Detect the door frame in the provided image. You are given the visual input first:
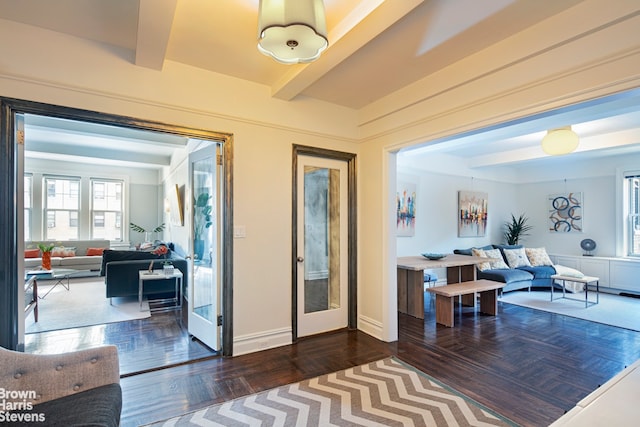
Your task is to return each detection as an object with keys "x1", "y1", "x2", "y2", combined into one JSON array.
[
  {"x1": 0, "y1": 97, "x2": 234, "y2": 356},
  {"x1": 291, "y1": 145, "x2": 357, "y2": 341}
]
